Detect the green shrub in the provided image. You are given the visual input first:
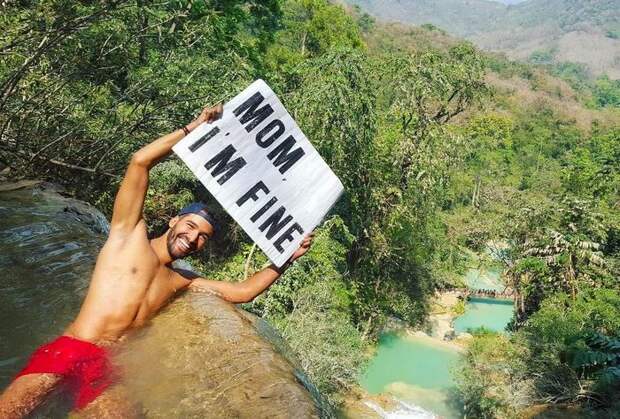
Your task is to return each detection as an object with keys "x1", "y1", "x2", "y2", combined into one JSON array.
[{"x1": 456, "y1": 333, "x2": 530, "y2": 418}]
